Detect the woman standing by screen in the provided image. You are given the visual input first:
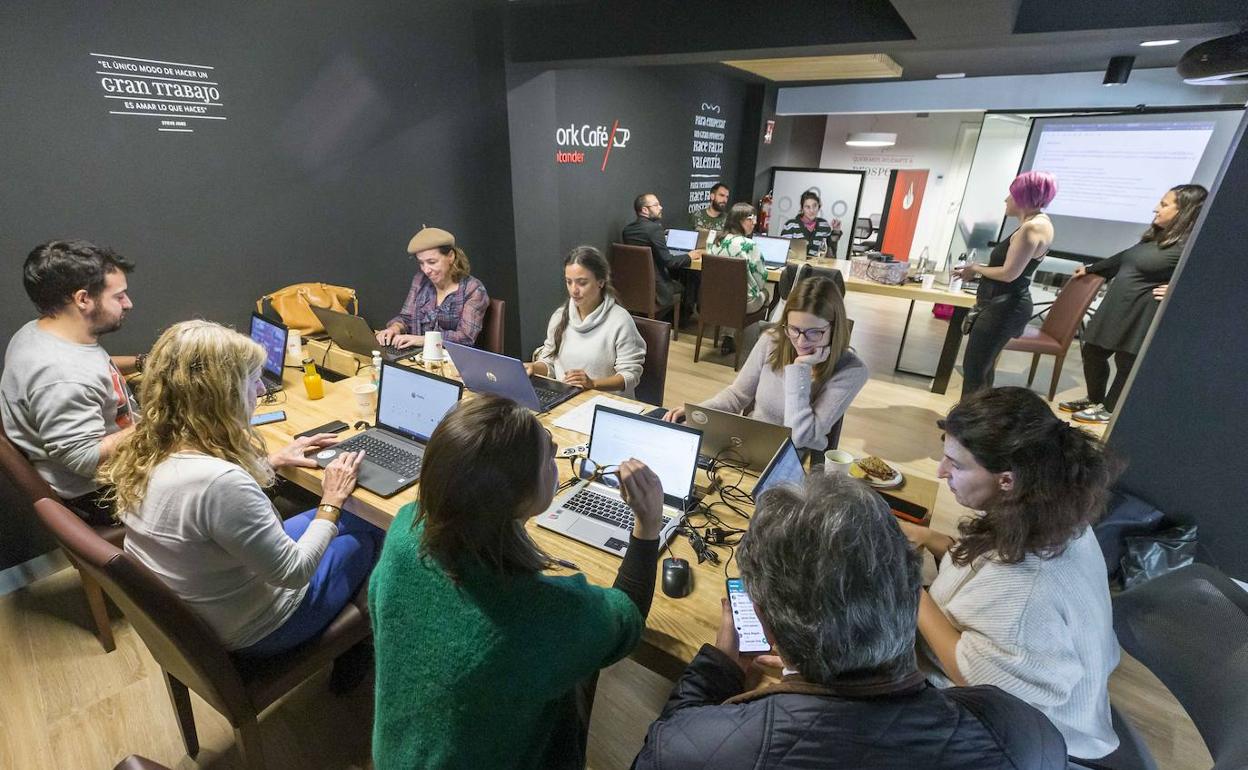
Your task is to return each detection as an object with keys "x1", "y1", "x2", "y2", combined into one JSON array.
[{"x1": 958, "y1": 171, "x2": 1057, "y2": 397}]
